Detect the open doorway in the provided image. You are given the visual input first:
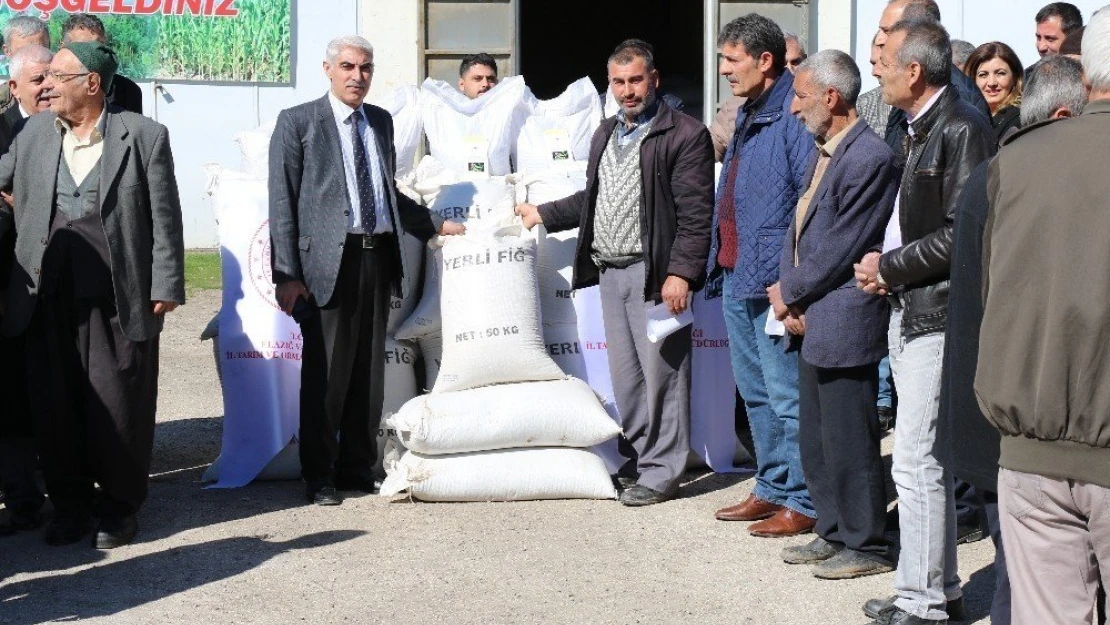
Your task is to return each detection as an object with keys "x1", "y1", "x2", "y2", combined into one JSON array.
[{"x1": 519, "y1": 1, "x2": 706, "y2": 121}]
